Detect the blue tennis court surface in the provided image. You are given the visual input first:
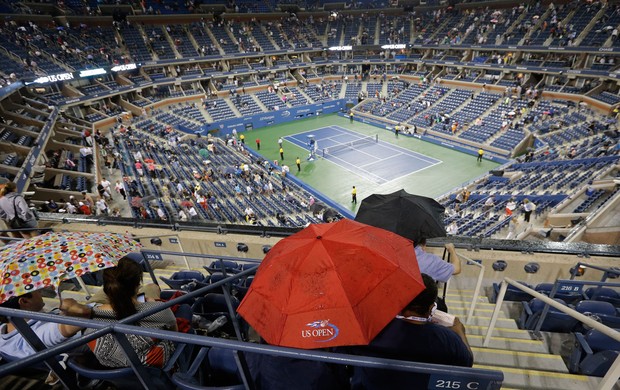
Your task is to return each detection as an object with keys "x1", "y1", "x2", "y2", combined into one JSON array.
[{"x1": 285, "y1": 126, "x2": 442, "y2": 184}]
